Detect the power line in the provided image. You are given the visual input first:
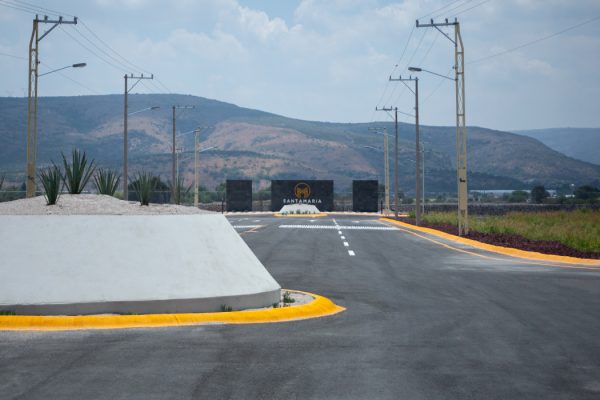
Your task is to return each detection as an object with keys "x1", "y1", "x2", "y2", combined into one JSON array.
[
  {"x1": 58, "y1": 25, "x2": 127, "y2": 73},
  {"x1": 469, "y1": 15, "x2": 600, "y2": 65},
  {"x1": 431, "y1": 0, "x2": 475, "y2": 19},
  {"x1": 453, "y1": 0, "x2": 494, "y2": 17},
  {"x1": 13, "y1": 0, "x2": 71, "y2": 16},
  {"x1": 418, "y1": 0, "x2": 468, "y2": 20},
  {"x1": 0, "y1": 51, "x2": 26, "y2": 60}
]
